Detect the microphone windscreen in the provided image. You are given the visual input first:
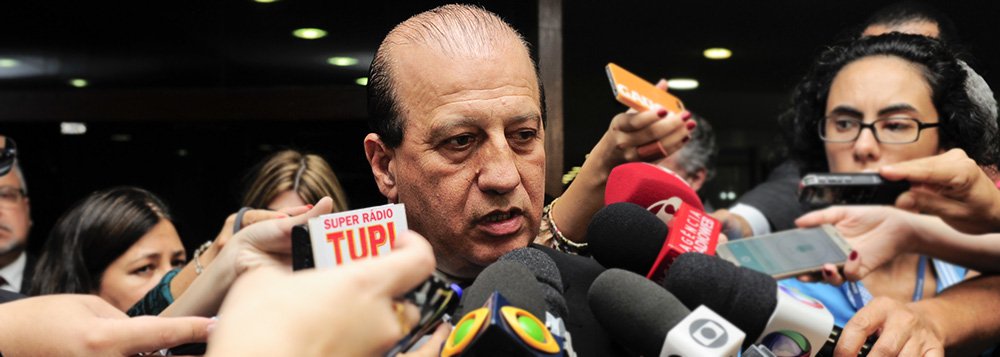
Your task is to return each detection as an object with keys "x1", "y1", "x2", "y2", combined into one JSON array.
[
  {"x1": 605, "y1": 162, "x2": 705, "y2": 214},
  {"x1": 587, "y1": 202, "x2": 667, "y2": 275},
  {"x1": 455, "y1": 260, "x2": 547, "y2": 320},
  {"x1": 588, "y1": 268, "x2": 691, "y2": 357},
  {"x1": 499, "y1": 247, "x2": 569, "y2": 319},
  {"x1": 663, "y1": 252, "x2": 778, "y2": 342}
]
